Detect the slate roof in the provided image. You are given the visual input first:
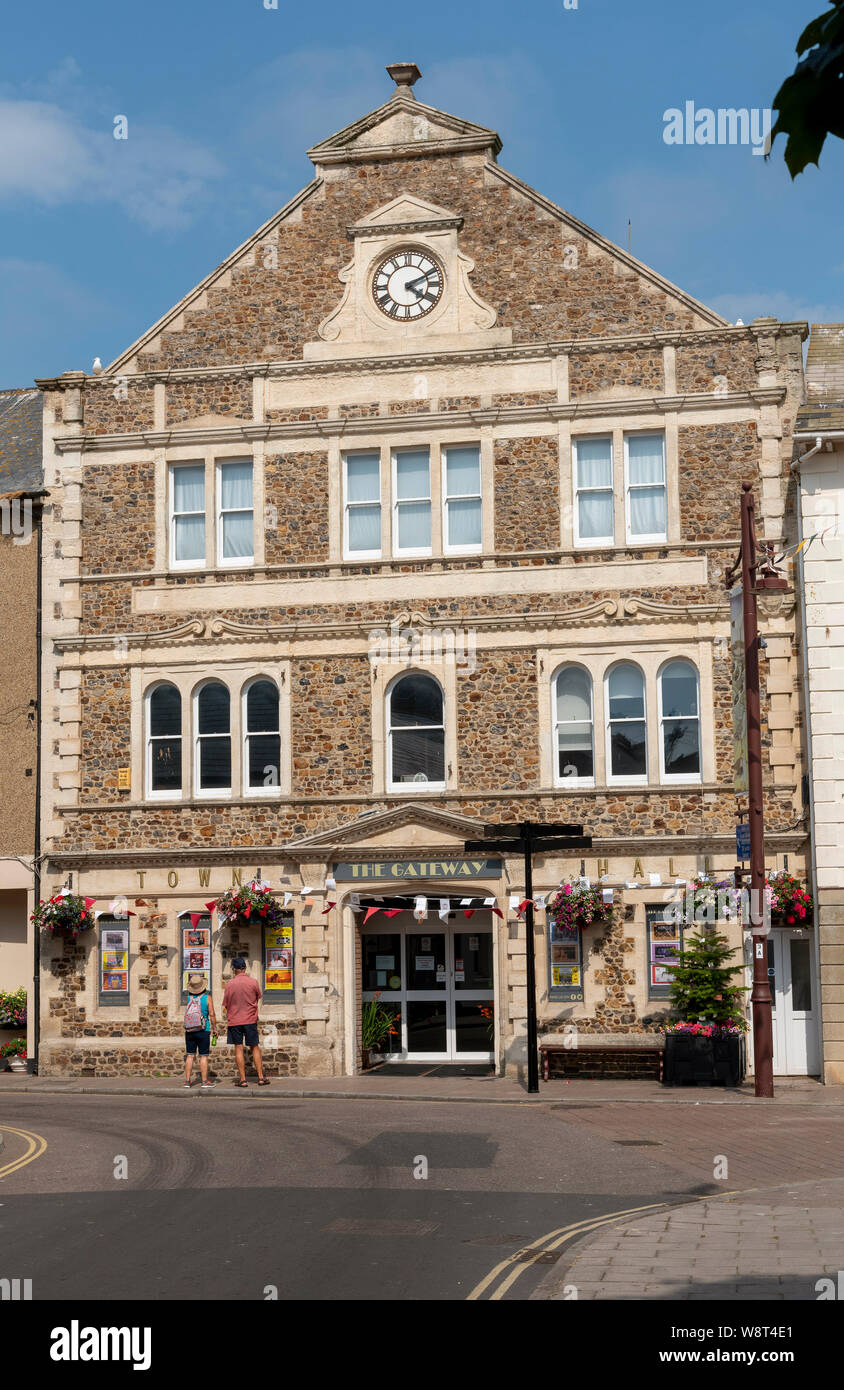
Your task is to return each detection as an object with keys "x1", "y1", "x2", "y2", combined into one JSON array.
[
  {"x1": 0, "y1": 388, "x2": 44, "y2": 495},
  {"x1": 796, "y1": 324, "x2": 844, "y2": 433}
]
